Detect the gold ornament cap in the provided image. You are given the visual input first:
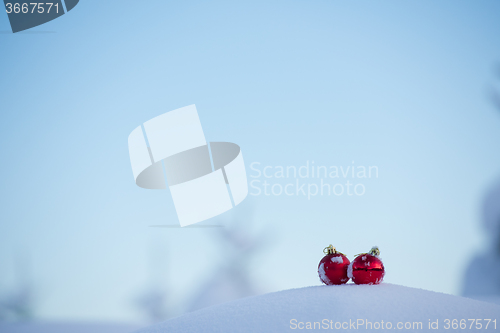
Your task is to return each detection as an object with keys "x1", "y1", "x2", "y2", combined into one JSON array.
[
  {"x1": 323, "y1": 245, "x2": 345, "y2": 256},
  {"x1": 369, "y1": 246, "x2": 380, "y2": 256},
  {"x1": 355, "y1": 246, "x2": 380, "y2": 258}
]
